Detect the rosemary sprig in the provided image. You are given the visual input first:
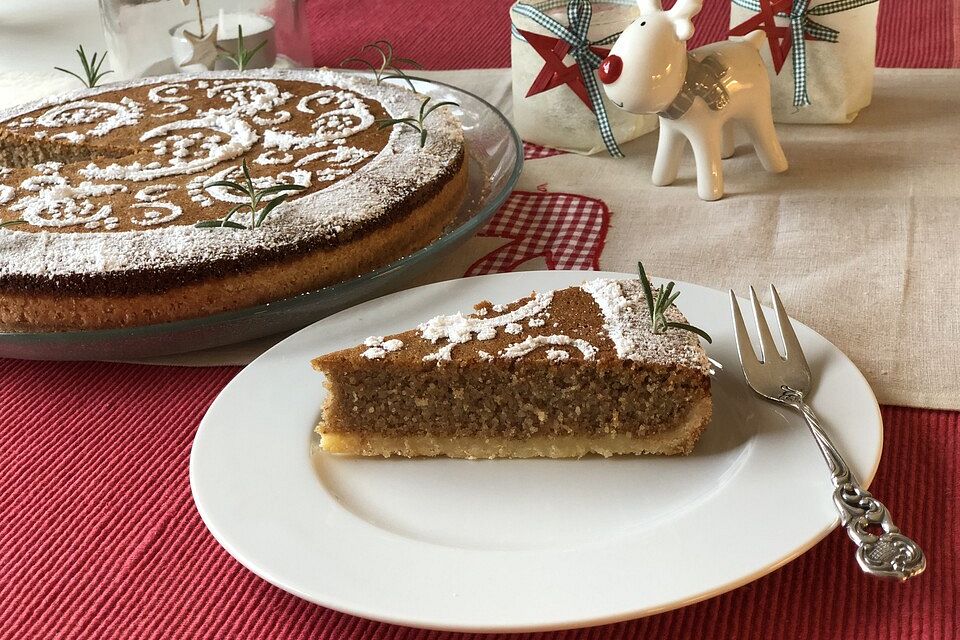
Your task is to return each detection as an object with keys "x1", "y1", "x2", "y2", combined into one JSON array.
[
  {"x1": 54, "y1": 45, "x2": 113, "y2": 88},
  {"x1": 637, "y1": 261, "x2": 712, "y2": 343},
  {"x1": 375, "y1": 97, "x2": 459, "y2": 148},
  {"x1": 195, "y1": 159, "x2": 305, "y2": 230},
  {"x1": 216, "y1": 25, "x2": 267, "y2": 72},
  {"x1": 341, "y1": 40, "x2": 423, "y2": 91}
]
